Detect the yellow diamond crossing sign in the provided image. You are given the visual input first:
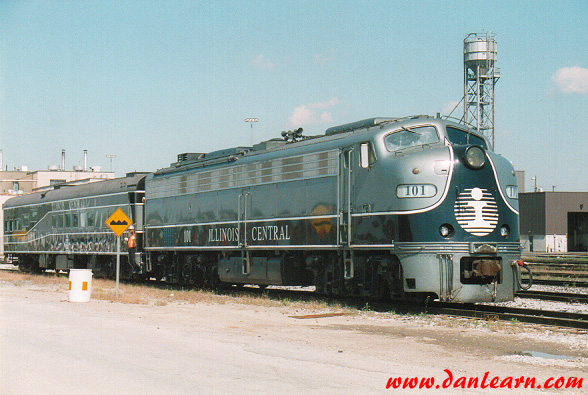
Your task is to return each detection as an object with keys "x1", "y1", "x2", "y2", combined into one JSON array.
[{"x1": 105, "y1": 208, "x2": 132, "y2": 237}]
